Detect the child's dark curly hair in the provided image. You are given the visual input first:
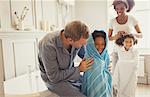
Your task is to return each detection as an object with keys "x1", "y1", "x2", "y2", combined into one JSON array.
[
  {"x1": 115, "y1": 34, "x2": 138, "y2": 46},
  {"x1": 92, "y1": 30, "x2": 106, "y2": 42}
]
